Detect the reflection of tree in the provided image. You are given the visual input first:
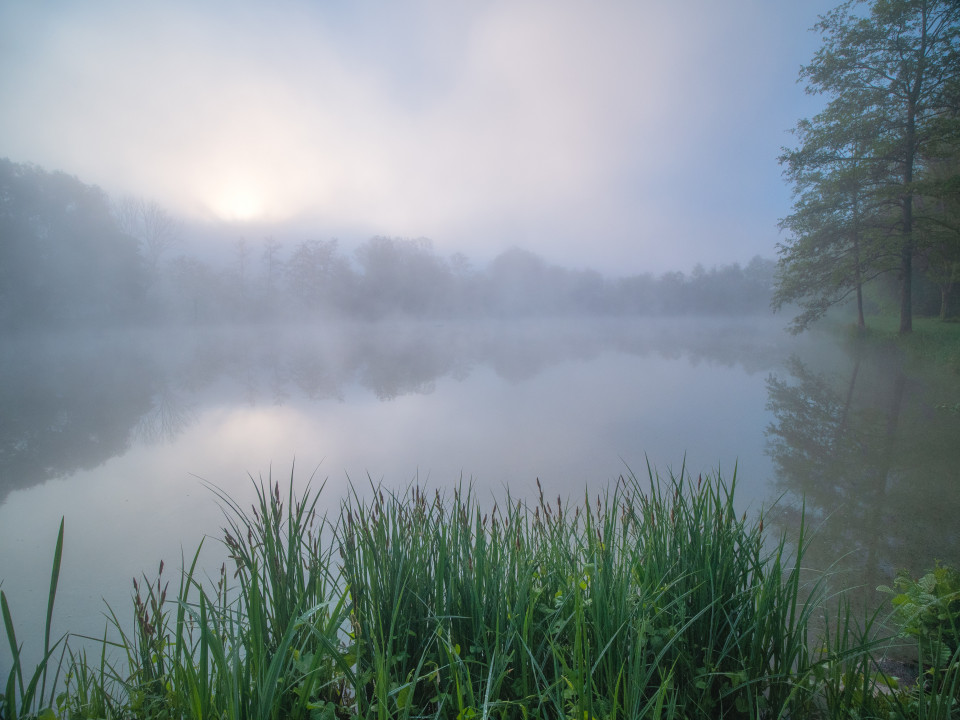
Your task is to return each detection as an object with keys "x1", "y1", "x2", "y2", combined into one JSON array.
[
  {"x1": 765, "y1": 346, "x2": 960, "y2": 606},
  {"x1": 355, "y1": 326, "x2": 457, "y2": 400},
  {"x1": 133, "y1": 387, "x2": 196, "y2": 444},
  {"x1": 0, "y1": 334, "x2": 156, "y2": 505},
  {"x1": 1, "y1": 319, "x2": 800, "y2": 504},
  {"x1": 766, "y1": 357, "x2": 868, "y2": 512},
  {"x1": 287, "y1": 351, "x2": 344, "y2": 402}
]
